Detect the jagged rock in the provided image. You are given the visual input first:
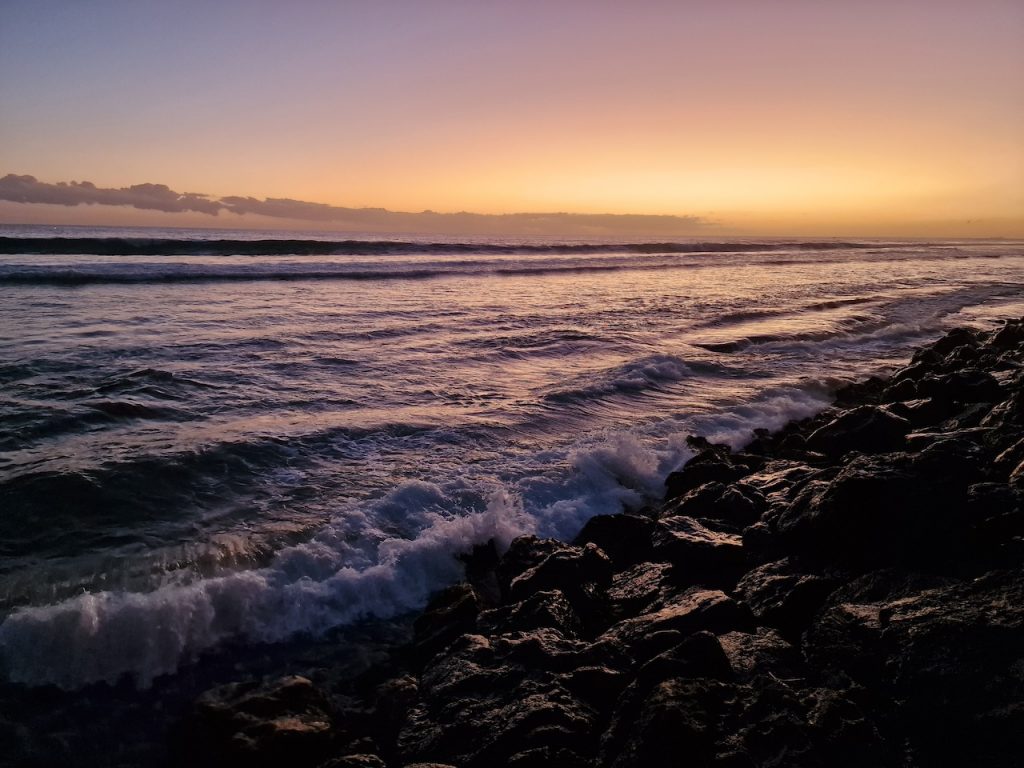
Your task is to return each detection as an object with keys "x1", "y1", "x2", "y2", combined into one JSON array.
[
  {"x1": 805, "y1": 405, "x2": 911, "y2": 457},
  {"x1": 320, "y1": 756, "x2": 386, "y2": 768},
  {"x1": 599, "y1": 588, "x2": 753, "y2": 648},
  {"x1": 804, "y1": 570, "x2": 1024, "y2": 766},
  {"x1": 413, "y1": 583, "x2": 480, "y2": 663},
  {"x1": 477, "y1": 589, "x2": 582, "y2": 637},
  {"x1": 508, "y1": 542, "x2": 612, "y2": 600},
  {"x1": 917, "y1": 368, "x2": 1004, "y2": 404},
  {"x1": 889, "y1": 396, "x2": 950, "y2": 428},
  {"x1": 605, "y1": 561, "x2": 674, "y2": 619},
  {"x1": 178, "y1": 676, "x2": 333, "y2": 768},
  {"x1": 559, "y1": 664, "x2": 630, "y2": 713},
  {"x1": 930, "y1": 326, "x2": 981, "y2": 357},
  {"x1": 662, "y1": 481, "x2": 766, "y2": 529},
  {"x1": 664, "y1": 449, "x2": 751, "y2": 500},
  {"x1": 497, "y1": 537, "x2": 576, "y2": 598},
  {"x1": 991, "y1": 320, "x2": 1024, "y2": 350},
  {"x1": 652, "y1": 515, "x2": 747, "y2": 586},
  {"x1": 776, "y1": 450, "x2": 976, "y2": 568},
  {"x1": 573, "y1": 513, "x2": 655, "y2": 569},
  {"x1": 735, "y1": 559, "x2": 837, "y2": 640},
  {"x1": 602, "y1": 677, "x2": 731, "y2": 768}
]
